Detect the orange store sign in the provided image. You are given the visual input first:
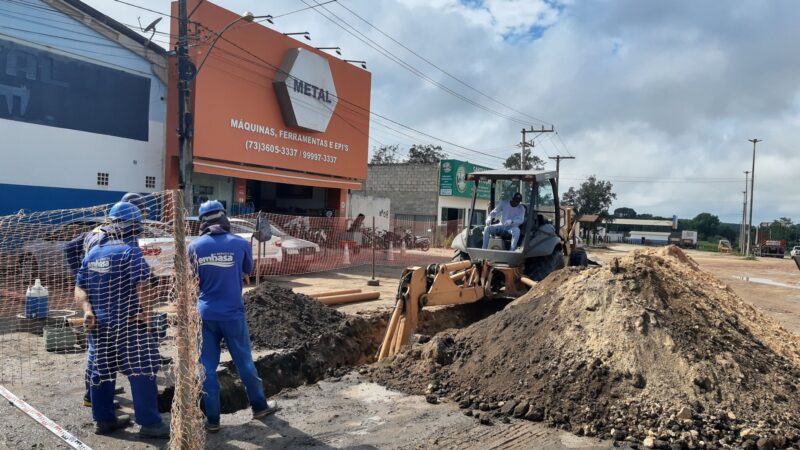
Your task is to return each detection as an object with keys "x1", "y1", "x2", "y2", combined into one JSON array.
[{"x1": 183, "y1": 0, "x2": 371, "y2": 181}]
